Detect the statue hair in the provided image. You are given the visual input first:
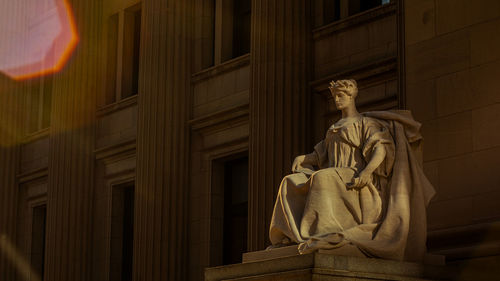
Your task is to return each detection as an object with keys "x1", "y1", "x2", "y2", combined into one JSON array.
[{"x1": 329, "y1": 79, "x2": 358, "y2": 98}]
